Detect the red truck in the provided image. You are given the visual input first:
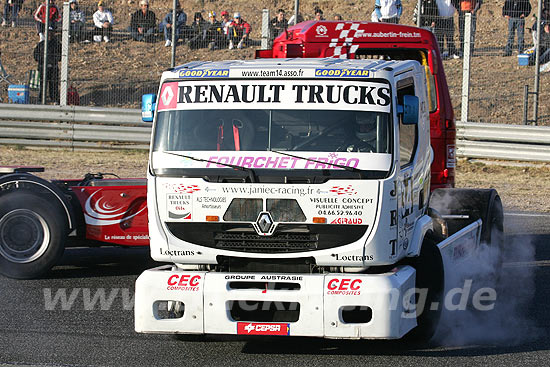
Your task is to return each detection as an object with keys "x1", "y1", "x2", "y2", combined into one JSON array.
[
  {"x1": 256, "y1": 21, "x2": 456, "y2": 189},
  {"x1": 0, "y1": 166, "x2": 148, "y2": 279}
]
